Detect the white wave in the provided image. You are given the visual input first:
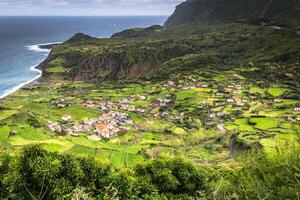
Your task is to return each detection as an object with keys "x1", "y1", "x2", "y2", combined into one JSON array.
[
  {"x1": 0, "y1": 65, "x2": 42, "y2": 99},
  {"x1": 26, "y1": 42, "x2": 62, "y2": 53},
  {"x1": 26, "y1": 44, "x2": 50, "y2": 53},
  {"x1": 0, "y1": 41, "x2": 61, "y2": 99}
]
